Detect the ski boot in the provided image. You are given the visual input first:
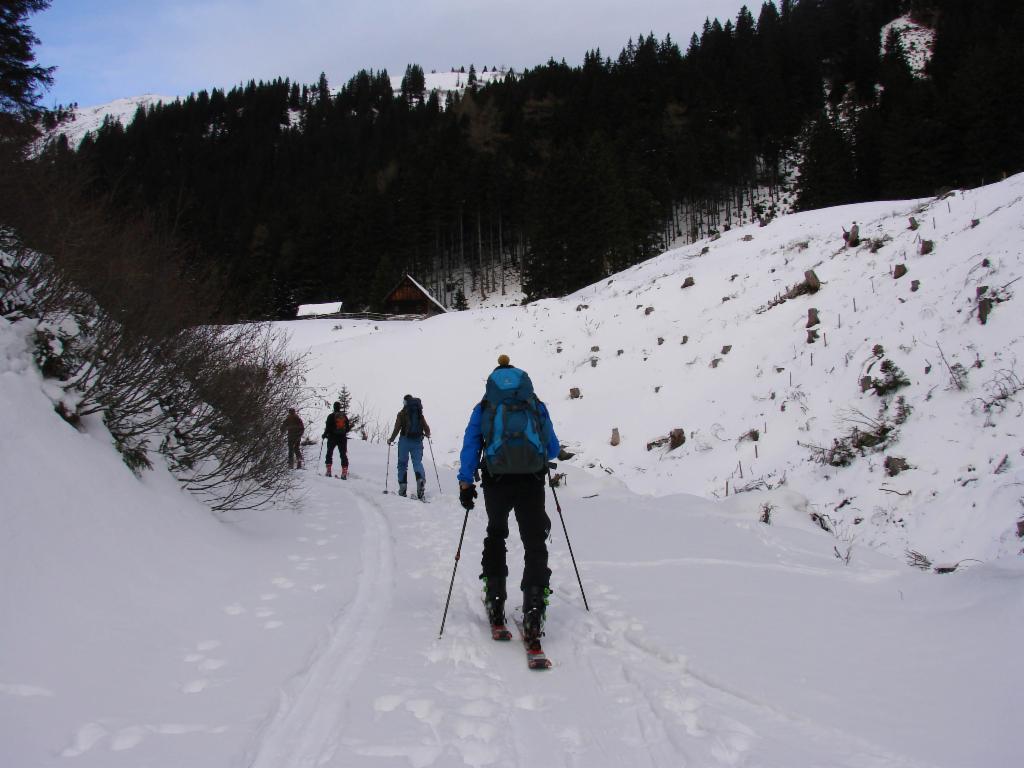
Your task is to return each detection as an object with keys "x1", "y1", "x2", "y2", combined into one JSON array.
[
  {"x1": 522, "y1": 585, "x2": 550, "y2": 643},
  {"x1": 483, "y1": 576, "x2": 510, "y2": 640},
  {"x1": 416, "y1": 473, "x2": 425, "y2": 500},
  {"x1": 398, "y1": 483, "x2": 407, "y2": 497},
  {"x1": 341, "y1": 466, "x2": 348, "y2": 480},
  {"x1": 483, "y1": 576, "x2": 507, "y2": 625},
  {"x1": 325, "y1": 463, "x2": 332, "y2": 477}
]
